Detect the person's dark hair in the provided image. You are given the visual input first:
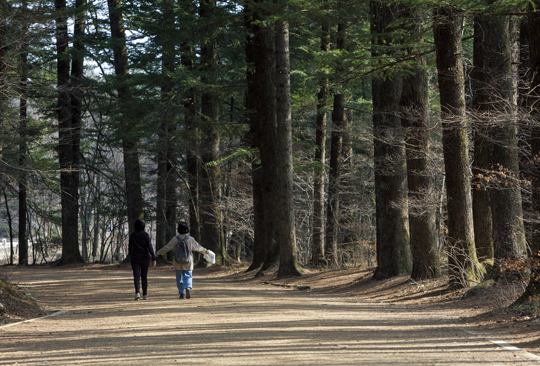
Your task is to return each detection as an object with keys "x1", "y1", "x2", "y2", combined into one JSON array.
[
  {"x1": 134, "y1": 218, "x2": 145, "y2": 231},
  {"x1": 177, "y1": 221, "x2": 189, "y2": 234}
]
